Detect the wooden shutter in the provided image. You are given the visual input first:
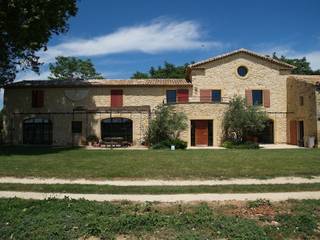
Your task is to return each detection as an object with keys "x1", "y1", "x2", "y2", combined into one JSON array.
[
  {"x1": 32, "y1": 90, "x2": 44, "y2": 108},
  {"x1": 200, "y1": 89, "x2": 211, "y2": 102},
  {"x1": 111, "y1": 90, "x2": 123, "y2": 107},
  {"x1": 290, "y1": 120, "x2": 297, "y2": 145},
  {"x1": 245, "y1": 89, "x2": 252, "y2": 105},
  {"x1": 177, "y1": 89, "x2": 189, "y2": 103},
  {"x1": 263, "y1": 89, "x2": 270, "y2": 108}
]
